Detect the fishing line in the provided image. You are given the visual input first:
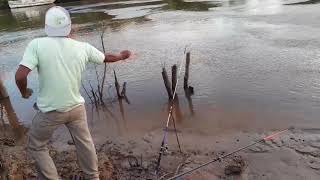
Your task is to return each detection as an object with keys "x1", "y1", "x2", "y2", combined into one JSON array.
[{"x1": 166, "y1": 129, "x2": 290, "y2": 180}]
